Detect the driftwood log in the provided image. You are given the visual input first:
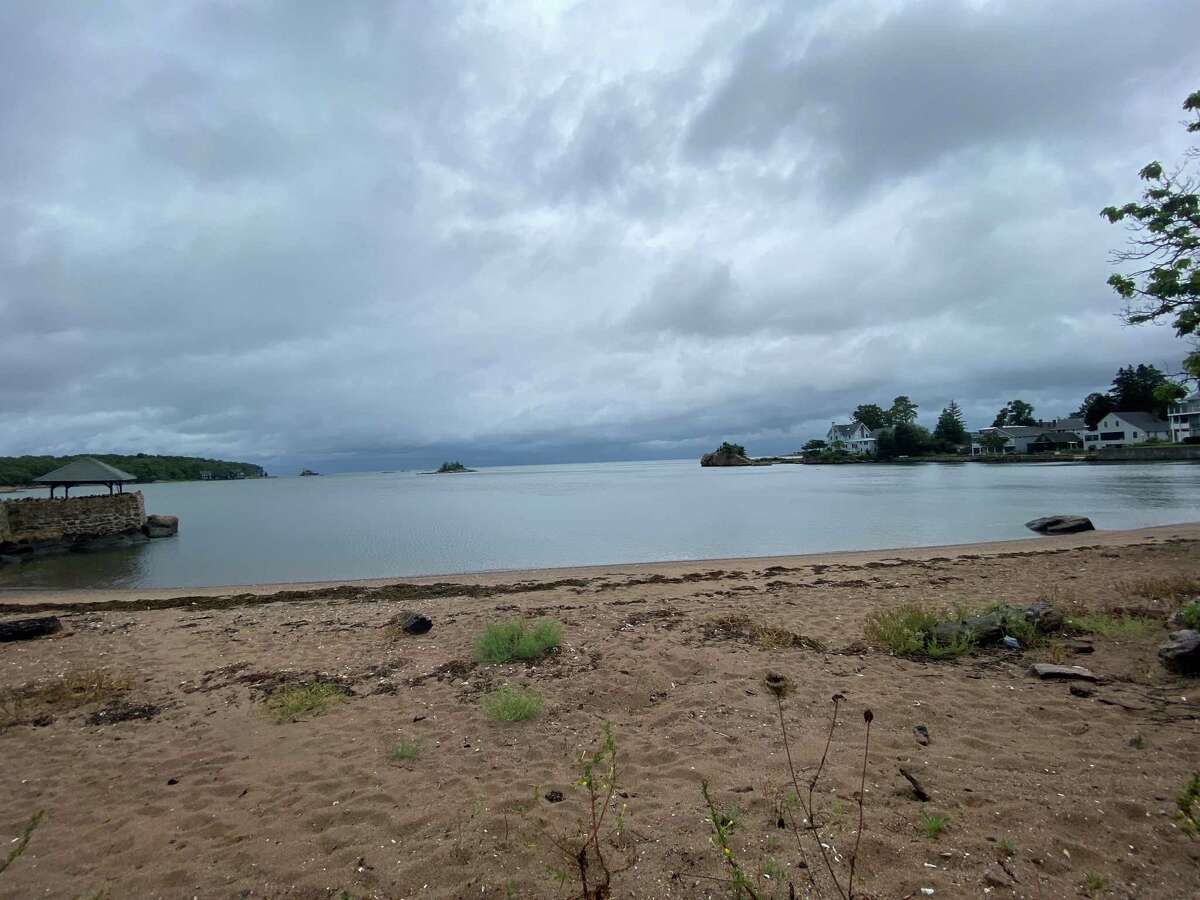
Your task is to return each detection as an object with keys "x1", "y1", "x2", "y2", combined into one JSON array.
[{"x1": 0, "y1": 616, "x2": 62, "y2": 643}]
